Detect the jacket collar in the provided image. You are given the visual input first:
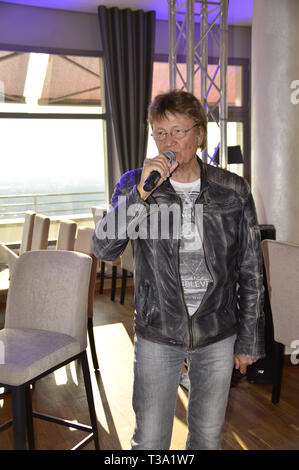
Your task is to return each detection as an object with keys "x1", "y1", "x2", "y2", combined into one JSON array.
[{"x1": 150, "y1": 155, "x2": 210, "y2": 203}]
